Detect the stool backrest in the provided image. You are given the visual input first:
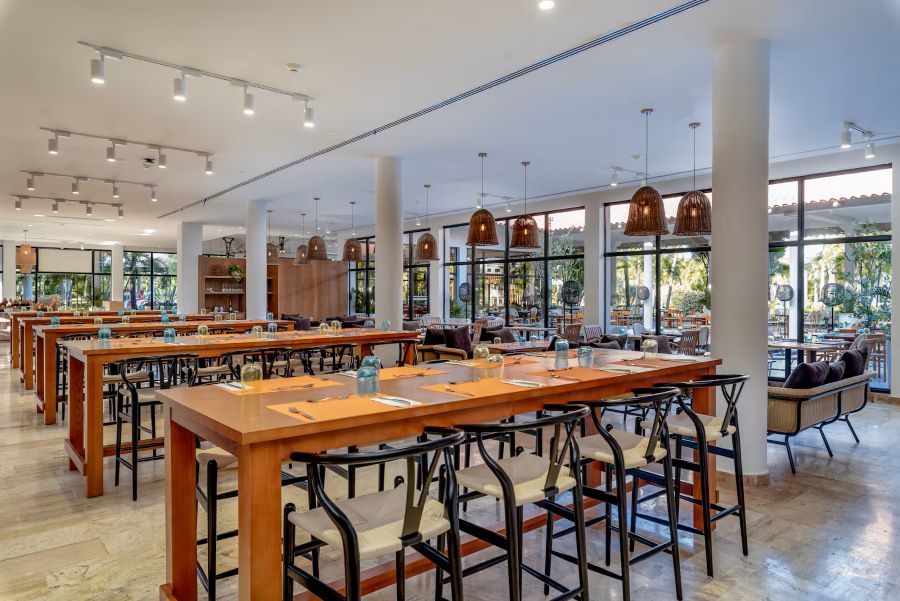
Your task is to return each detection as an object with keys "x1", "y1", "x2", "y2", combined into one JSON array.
[
  {"x1": 586, "y1": 388, "x2": 677, "y2": 463},
  {"x1": 657, "y1": 374, "x2": 748, "y2": 437}
]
